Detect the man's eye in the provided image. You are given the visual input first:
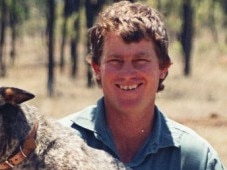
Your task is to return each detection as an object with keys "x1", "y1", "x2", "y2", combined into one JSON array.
[
  {"x1": 135, "y1": 59, "x2": 150, "y2": 64},
  {"x1": 133, "y1": 59, "x2": 151, "y2": 68},
  {"x1": 108, "y1": 59, "x2": 122, "y2": 64}
]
